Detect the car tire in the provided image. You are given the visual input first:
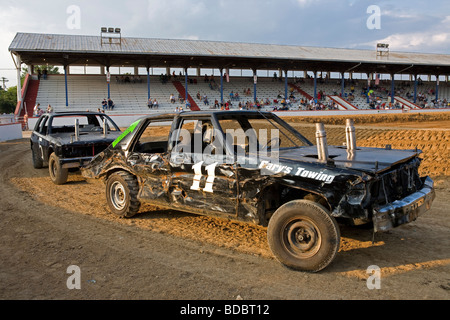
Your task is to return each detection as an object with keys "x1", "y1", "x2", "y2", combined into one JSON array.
[
  {"x1": 267, "y1": 200, "x2": 340, "y2": 272},
  {"x1": 106, "y1": 171, "x2": 141, "y2": 218},
  {"x1": 32, "y1": 146, "x2": 44, "y2": 169},
  {"x1": 48, "y1": 153, "x2": 69, "y2": 185}
]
